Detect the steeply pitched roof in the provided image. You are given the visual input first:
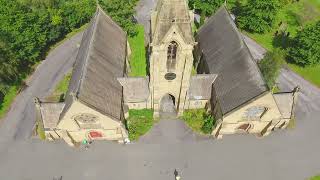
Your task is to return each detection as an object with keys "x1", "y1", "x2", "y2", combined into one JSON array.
[
  {"x1": 118, "y1": 77, "x2": 150, "y2": 103},
  {"x1": 39, "y1": 102, "x2": 65, "y2": 129},
  {"x1": 188, "y1": 74, "x2": 217, "y2": 100},
  {"x1": 61, "y1": 7, "x2": 127, "y2": 121},
  {"x1": 196, "y1": 6, "x2": 268, "y2": 115},
  {"x1": 273, "y1": 93, "x2": 294, "y2": 119},
  {"x1": 152, "y1": 0, "x2": 194, "y2": 44}
]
